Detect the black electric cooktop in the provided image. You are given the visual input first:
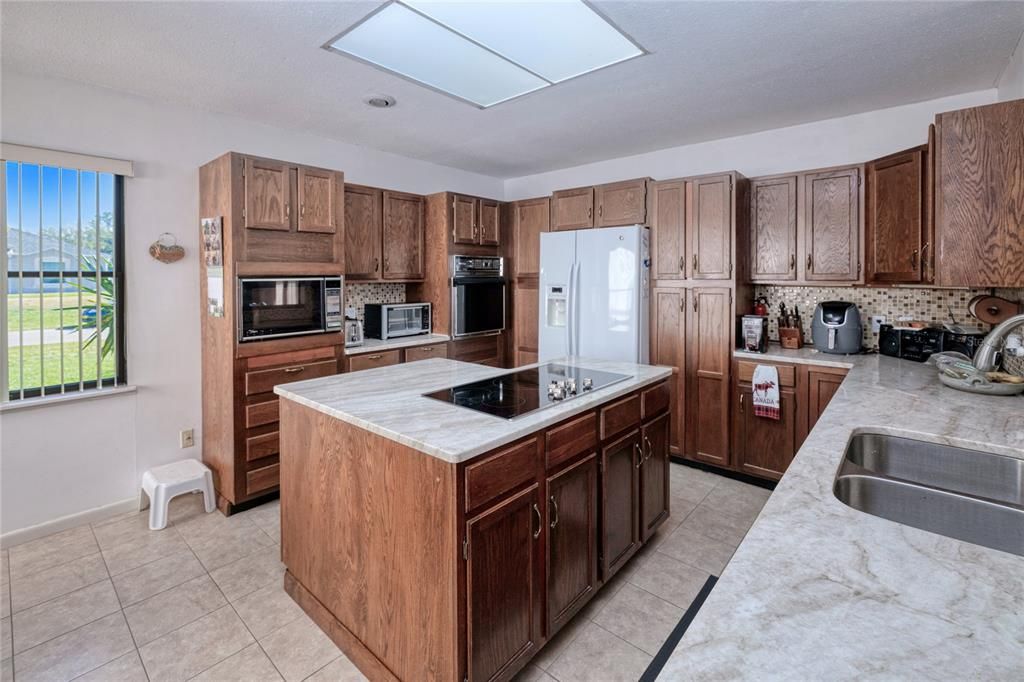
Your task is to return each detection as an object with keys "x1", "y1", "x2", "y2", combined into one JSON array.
[{"x1": 423, "y1": 363, "x2": 631, "y2": 420}]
